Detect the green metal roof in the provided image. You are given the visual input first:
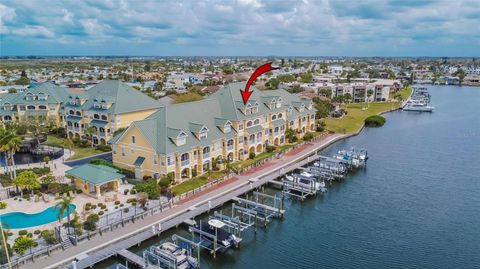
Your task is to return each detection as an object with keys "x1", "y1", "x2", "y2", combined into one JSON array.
[
  {"x1": 65, "y1": 115, "x2": 82, "y2": 122},
  {"x1": 272, "y1": 119, "x2": 286, "y2": 127},
  {"x1": 117, "y1": 82, "x2": 315, "y2": 155},
  {"x1": 66, "y1": 164, "x2": 124, "y2": 185},
  {"x1": 246, "y1": 125, "x2": 263, "y2": 134},
  {"x1": 90, "y1": 119, "x2": 108, "y2": 128},
  {"x1": 83, "y1": 80, "x2": 162, "y2": 114},
  {"x1": 133, "y1": 156, "x2": 145, "y2": 167}
]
